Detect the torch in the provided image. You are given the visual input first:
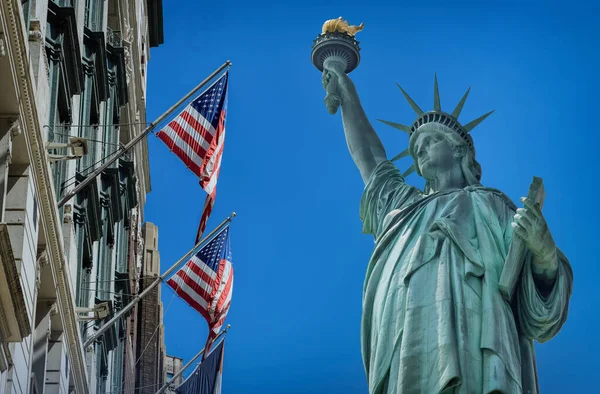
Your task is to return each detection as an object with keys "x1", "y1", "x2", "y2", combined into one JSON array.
[{"x1": 311, "y1": 17, "x2": 363, "y2": 114}]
